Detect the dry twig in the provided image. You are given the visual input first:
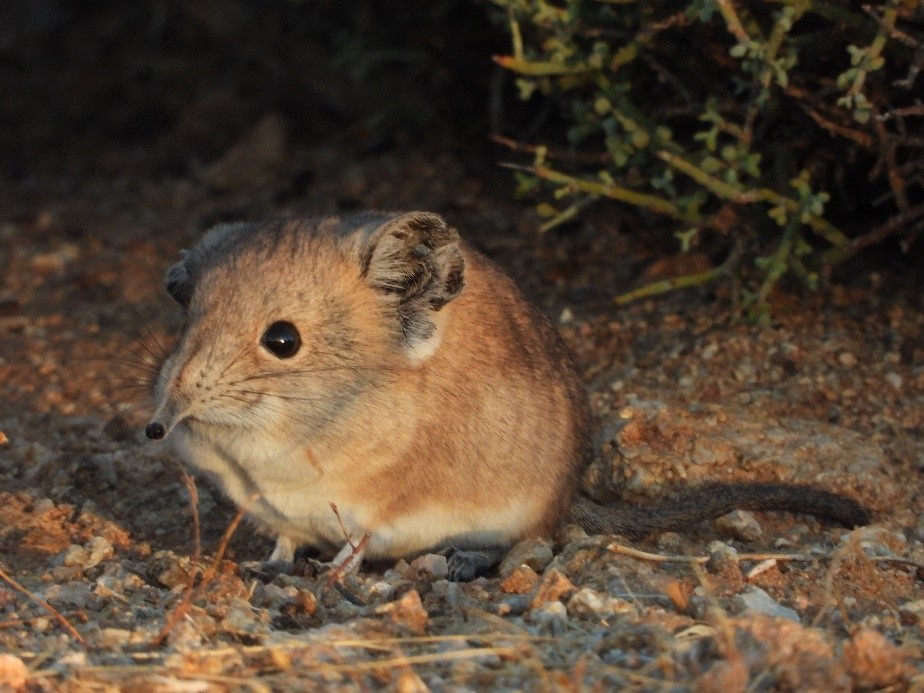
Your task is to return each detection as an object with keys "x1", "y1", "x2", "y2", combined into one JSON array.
[
  {"x1": 174, "y1": 462, "x2": 201, "y2": 561},
  {"x1": 608, "y1": 540, "x2": 924, "y2": 571},
  {"x1": 150, "y1": 492, "x2": 259, "y2": 649},
  {"x1": 0, "y1": 563, "x2": 85, "y2": 645}
]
